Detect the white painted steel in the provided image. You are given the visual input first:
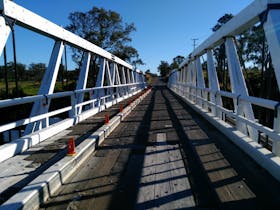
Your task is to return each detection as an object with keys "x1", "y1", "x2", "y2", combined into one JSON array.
[
  {"x1": 0, "y1": 0, "x2": 132, "y2": 69},
  {"x1": 0, "y1": 16, "x2": 10, "y2": 57},
  {"x1": 225, "y1": 37, "x2": 258, "y2": 141},
  {"x1": 24, "y1": 41, "x2": 65, "y2": 135},
  {"x1": 168, "y1": 0, "x2": 280, "y2": 179},
  {"x1": 0, "y1": 89, "x2": 152, "y2": 210},
  {"x1": 0, "y1": 0, "x2": 146, "y2": 161},
  {"x1": 195, "y1": 57, "x2": 206, "y2": 108},
  {"x1": 206, "y1": 50, "x2": 223, "y2": 117},
  {"x1": 179, "y1": 0, "x2": 268, "y2": 67},
  {"x1": 264, "y1": 7, "x2": 280, "y2": 90},
  {"x1": 172, "y1": 89, "x2": 280, "y2": 183},
  {"x1": 75, "y1": 52, "x2": 91, "y2": 115}
]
